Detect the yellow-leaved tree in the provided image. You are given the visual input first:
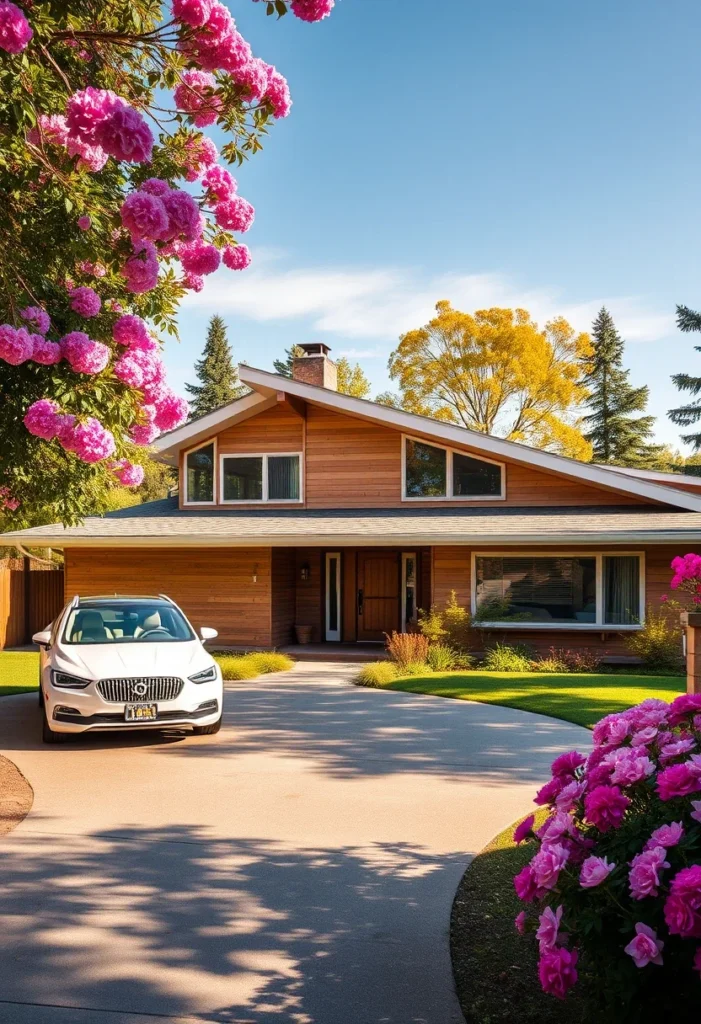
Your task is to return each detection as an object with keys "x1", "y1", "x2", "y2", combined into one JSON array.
[{"x1": 387, "y1": 302, "x2": 593, "y2": 459}]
